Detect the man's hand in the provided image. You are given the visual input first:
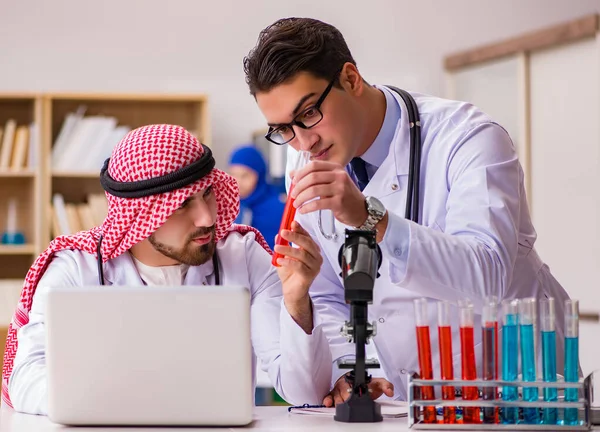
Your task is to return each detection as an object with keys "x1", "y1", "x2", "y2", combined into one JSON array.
[
  {"x1": 322, "y1": 374, "x2": 394, "y2": 407},
  {"x1": 275, "y1": 221, "x2": 323, "y2": 334},
  {"x1": 290, "y1": 161, "x2": 368, "y2": 228}
]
